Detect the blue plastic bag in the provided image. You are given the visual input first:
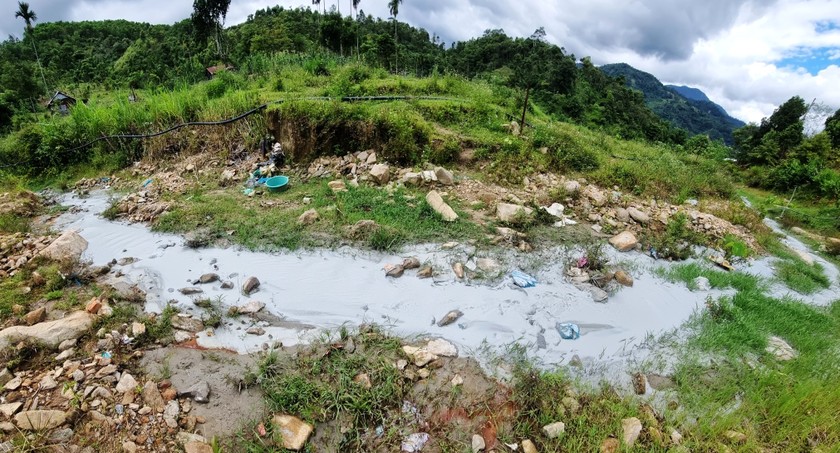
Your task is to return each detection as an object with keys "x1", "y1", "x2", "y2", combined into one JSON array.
[
  {"x1": 511, "y1": 270, "x2": 537, "y2": 288},
  {"x1": 556, "y1": 322, "x2": 580, "y2": 340}
]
